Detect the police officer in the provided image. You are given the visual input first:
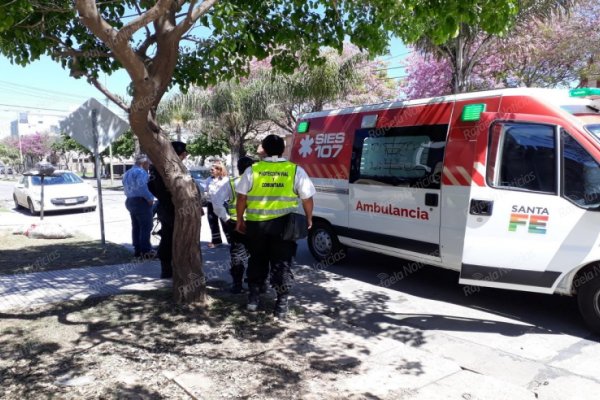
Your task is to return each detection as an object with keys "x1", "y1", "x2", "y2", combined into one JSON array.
[
  {"x1": 235, "y1": 135, "x2": 315, "y2": 319},
  {"x1": 212, "y1": 156, "x2": 255, "y2": 293}
]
